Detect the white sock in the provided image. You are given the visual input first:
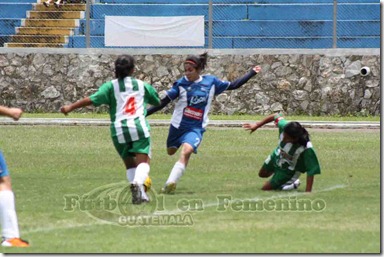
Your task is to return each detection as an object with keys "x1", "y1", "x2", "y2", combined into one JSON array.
[
  {"x1": 0, "y1": 190, "x2": 20, "y2": 239},
  {"x1": 140, "y1": 186, "x2": 149, "y2": 201},
  {"x1": 126, "y1": 168, "x2": 136, "y2": 183},
  {"x1": 166, "y1": 161, "x2": 185, "y2": 184},
  {"x1": 133, "y1": 163, "x2": 150, "y2": 185}
]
